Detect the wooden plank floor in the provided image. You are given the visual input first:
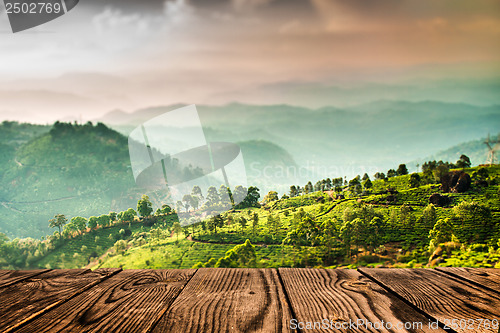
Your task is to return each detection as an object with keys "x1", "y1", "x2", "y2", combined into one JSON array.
[{"x1": 0, "y1": 268, "x2": 498, "y2": 333}]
